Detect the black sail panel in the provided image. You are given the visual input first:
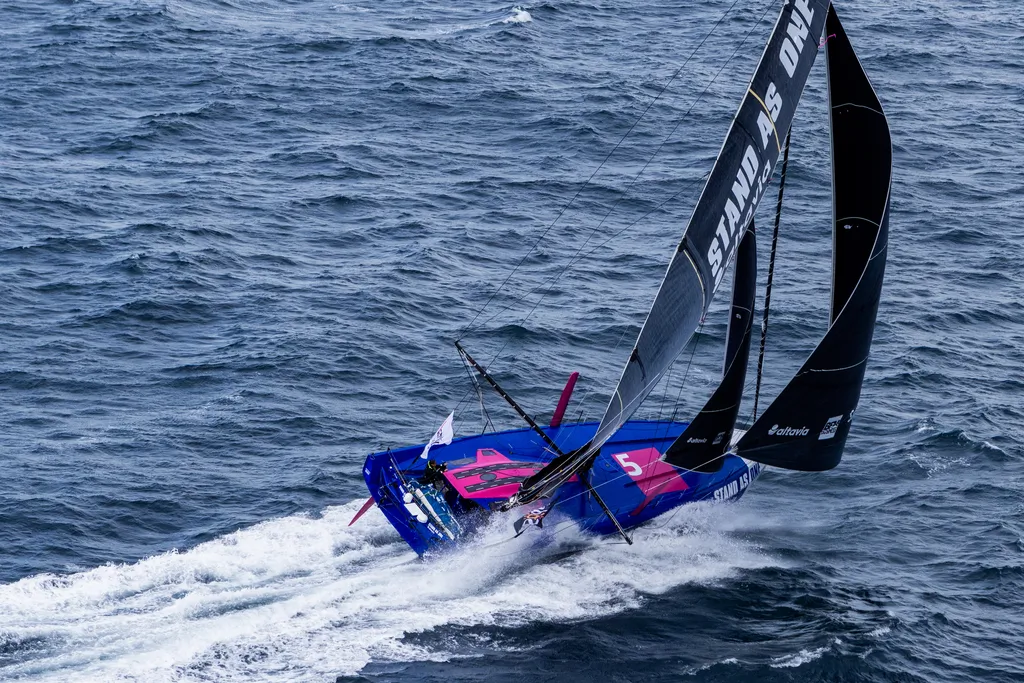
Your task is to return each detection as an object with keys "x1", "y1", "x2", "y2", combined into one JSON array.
[
  {"x1": 512, "y1": 0, "x2": 830, "y2": 505},
  {"x1": 735, "y1": 5, "x2": 891, "y2": 471},
  {"x1": 826, "y1": 8, "x2": 891, "y2": 323},
  {"x1": 664, "y1": 224, "x2": 757, "y2": 473}
]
